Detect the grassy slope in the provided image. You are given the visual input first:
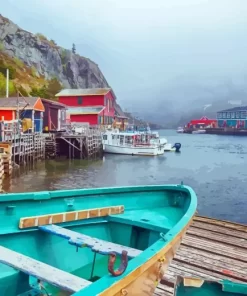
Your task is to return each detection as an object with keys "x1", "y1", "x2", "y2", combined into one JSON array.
[{"x1": 0, "y1": 50, "x2": 47, "y2": 96}]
